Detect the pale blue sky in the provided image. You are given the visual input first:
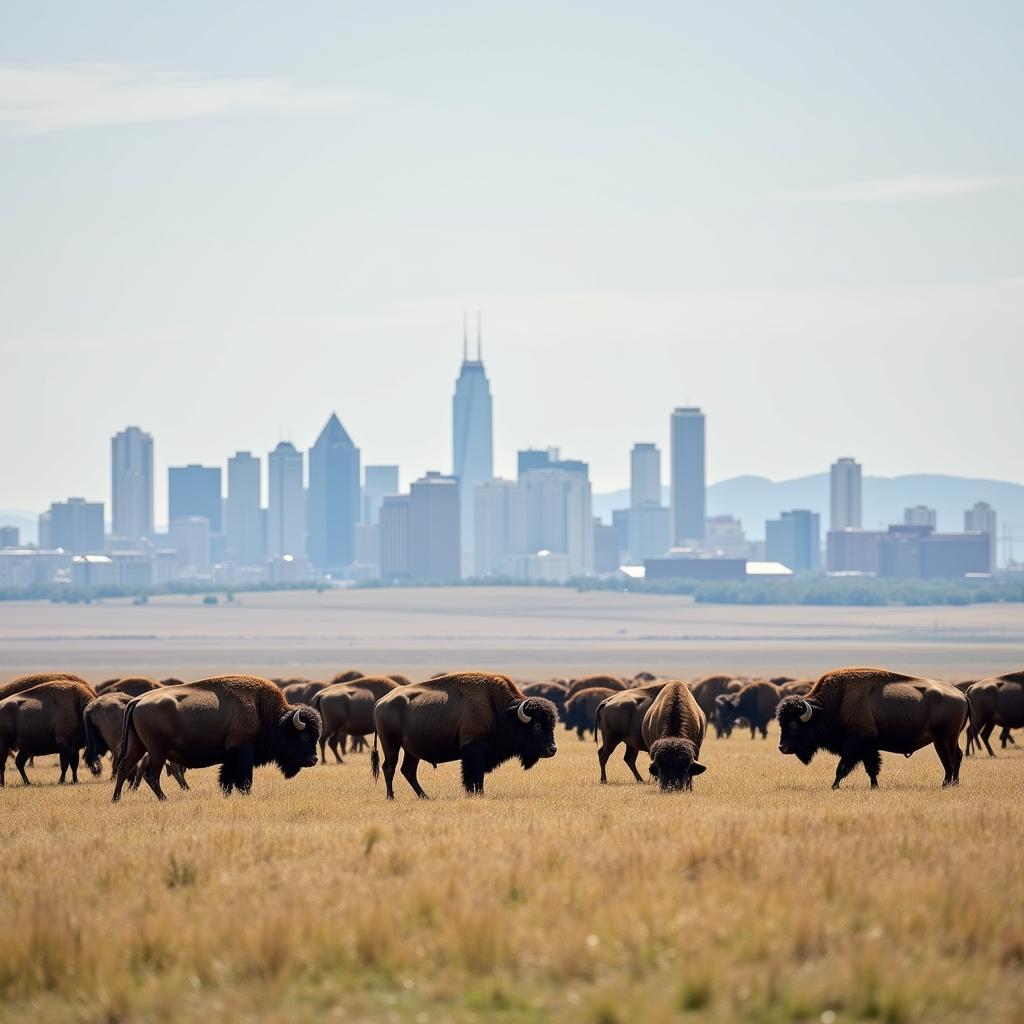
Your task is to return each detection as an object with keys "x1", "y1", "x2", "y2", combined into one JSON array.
[{"x1": 1, "y1": 2, "x2": 1022, "y2": 515}]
